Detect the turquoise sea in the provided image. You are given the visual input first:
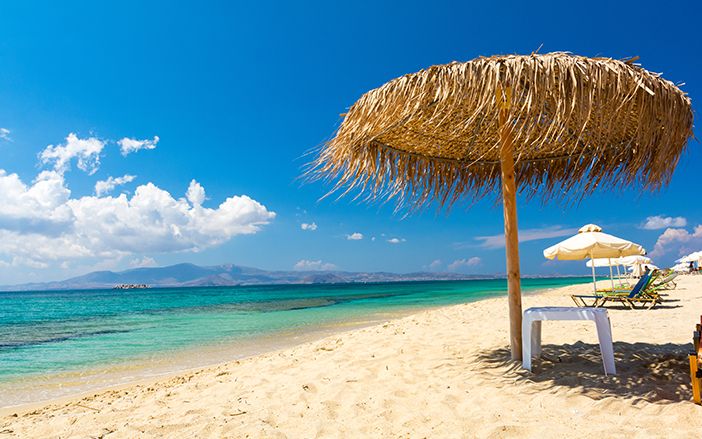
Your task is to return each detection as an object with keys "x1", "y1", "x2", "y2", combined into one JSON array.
[{"x1": 0, "y1": 277, "x2": 590, "y2": 407}]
